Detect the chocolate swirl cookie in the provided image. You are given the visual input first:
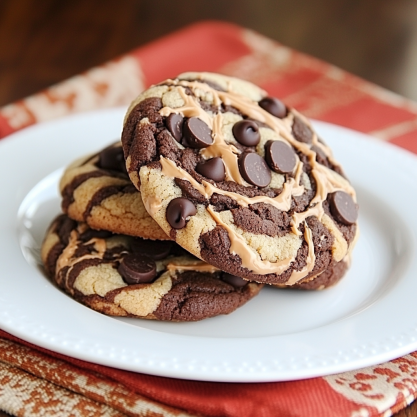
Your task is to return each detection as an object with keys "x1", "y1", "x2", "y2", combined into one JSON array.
[
  {"x1": 121, "y1": 72, "x2": 359, "y2": 286},
  {"x1": 41, "y1": 214, "x2": 262, "y2": 321},
  {"x1": 60, "y1": 141, "x2": 169, "y2": 240}
]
